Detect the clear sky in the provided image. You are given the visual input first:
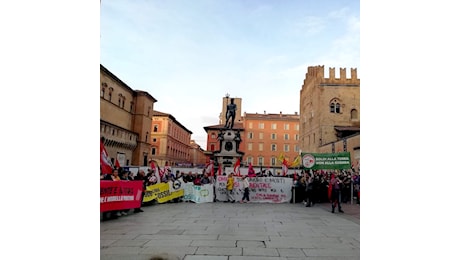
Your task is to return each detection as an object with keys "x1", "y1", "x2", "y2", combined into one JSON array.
[{"x1": 100, "y1": 0, "x2": 360, "y2": 148}]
